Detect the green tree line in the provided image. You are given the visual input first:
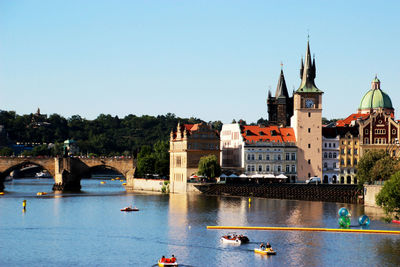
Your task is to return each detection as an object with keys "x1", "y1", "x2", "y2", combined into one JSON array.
[{"x1": 0, "y1": 111, "x2": 207, "y2": 156}]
